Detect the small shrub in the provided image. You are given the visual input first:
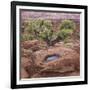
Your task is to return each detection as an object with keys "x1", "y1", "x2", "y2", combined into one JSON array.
[
  {"x1": 39, "y1": 28, "x2": 54, "y2": 46},
  {"x1": 27, "y1": 19, "x2": 40, "y2": 37},
  {"x1": 57, "y1": 29, "x2": 73, "y2": 41},
  {"x1": 59, "y1": 19, "x2": 76, "y2": 30},
  {"x1": 21, "y1": 21, "x2": 31, "y2": 33},
  {"x1": 22, "y1": 19, "x2": 77, "y2": 45},
  {"x1": 21, "y1": 19, "x2": 55, "y2": 46},
  {"x1": 21, "y1": 34, "x2": 34, "y2": 41},
  {"x1": 41, "y1": 20, "x2": 52, "y2": 32},
  {"x1": 57, "y1": 20, "x2": 76, "y2": 41}
]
